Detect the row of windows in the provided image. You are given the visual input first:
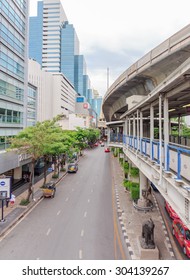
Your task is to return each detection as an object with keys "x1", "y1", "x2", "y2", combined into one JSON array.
[
  {"x1": 0, "y1": 51, "x2": 24, "y2": 79},
  {"x1": 44, "y1": 3, "x2": 60, "y2": 6},
  {"x1": 0, "y1": 78, "x2": 24, "y2": 101},
  {"x1": 44, "y1": 12, "x2": 60, "y2": 15},
  {"x1": 28, "y1": 87, "x2": 36, "y2": 99},
  {"x1": 1, "y1": 0, "x2": 26, "y2": 35},
  {"x1": 0, "y1": 22, "x2": 25, "y2": 56},
  {"x1": 43, "y1": 16, "x2": 59, "y2": 19},
  {"x1": 0, "y1": 108, "x2": 23, "y2": 124},
  {"x1": 15, "y1": 0, "x2": 26, "y2": 12}
]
